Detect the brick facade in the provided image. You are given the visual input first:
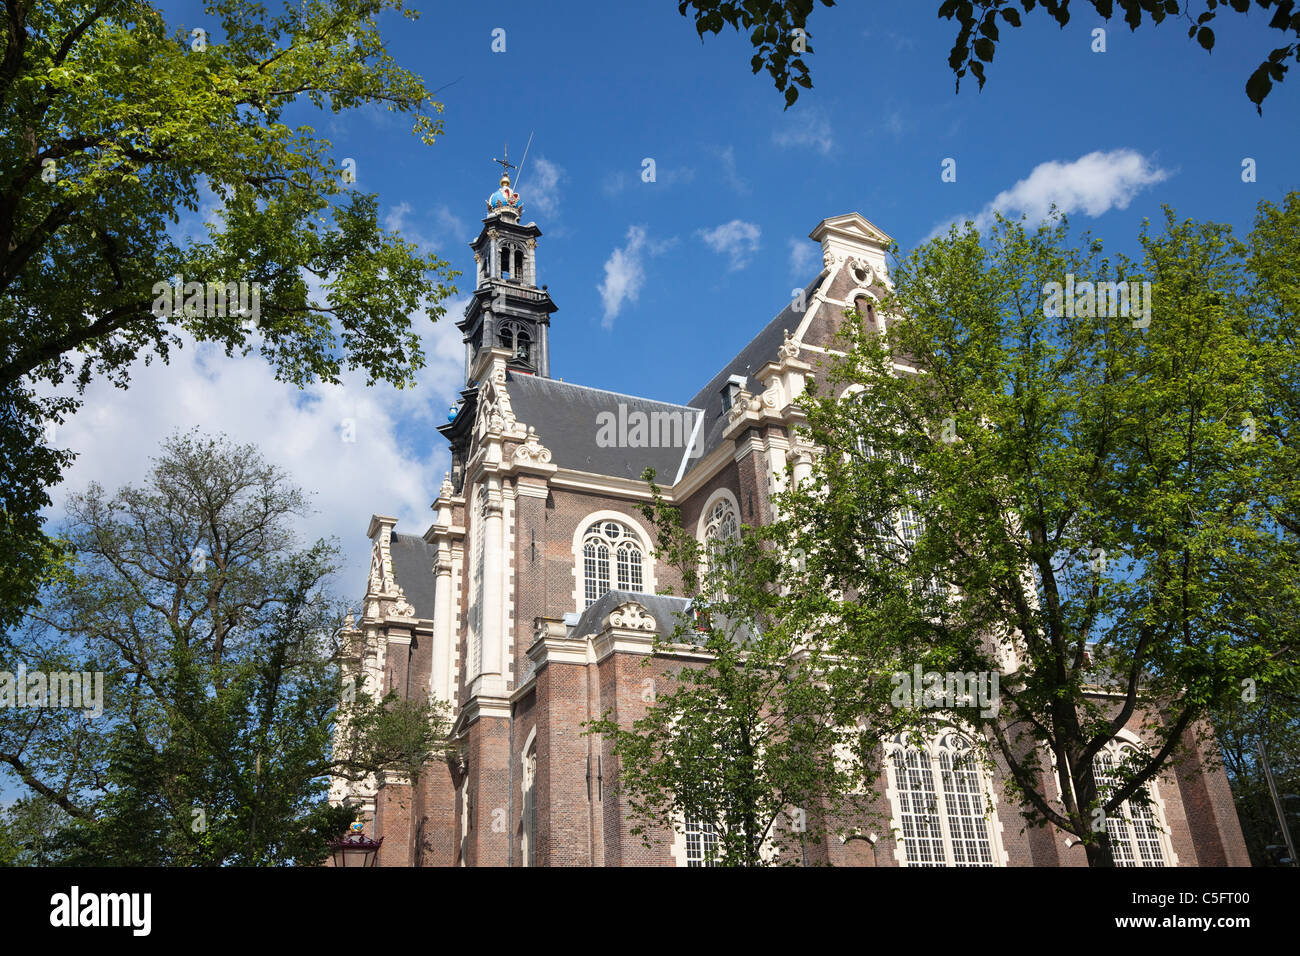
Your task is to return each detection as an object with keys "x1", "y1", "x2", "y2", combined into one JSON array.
[{"x1": 330, "y1": 207, "x2": 1250, "y2": 868}]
